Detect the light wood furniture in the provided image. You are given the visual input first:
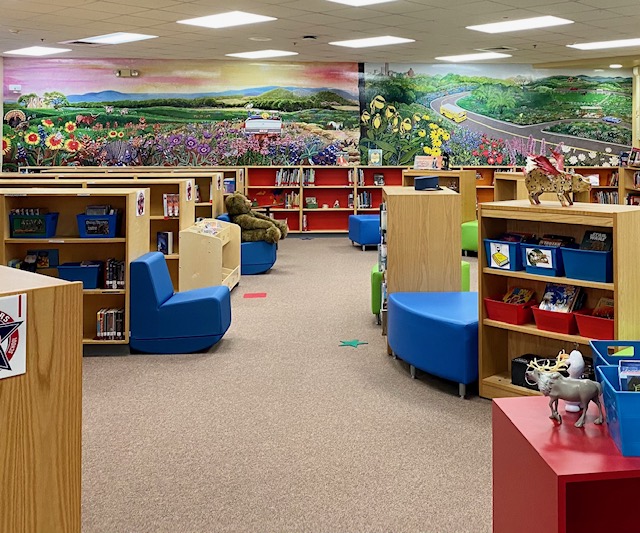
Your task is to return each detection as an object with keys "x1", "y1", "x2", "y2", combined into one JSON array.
[
  {"x1": 179, "y1": 219, "x2": 240, "y2": 291},
  {"x1": 493, "y1": 171, "x2": 528, "y2": 201},
  {"x1": 478, "y1": 199, "x2": 640, "y2": 399},
  {"x1": 401, "y1": 169, "x2": 476, "y2": 223},
  {"x1": 383, "y1": 186, "x2": 461, "y2": 294},
  {"x1": 567, "y1": 166, "x2": 621, "y2": 204},
  {"x1": 0, "y1": 267, "x2": 82, "y2": 533},
  {"x1": 0, "y1": 188, "x2": 149, "y2": 345},
  {"x1": 453, "y1": 165, "x2": 523, "y2": 205}
]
